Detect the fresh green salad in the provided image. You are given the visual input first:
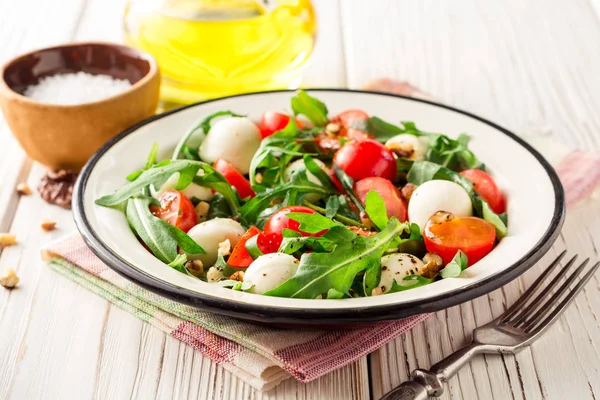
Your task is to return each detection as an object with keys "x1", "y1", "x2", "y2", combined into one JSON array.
[{"x1": 96, "y1": 91, "x2": 508, "y2": 299}]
